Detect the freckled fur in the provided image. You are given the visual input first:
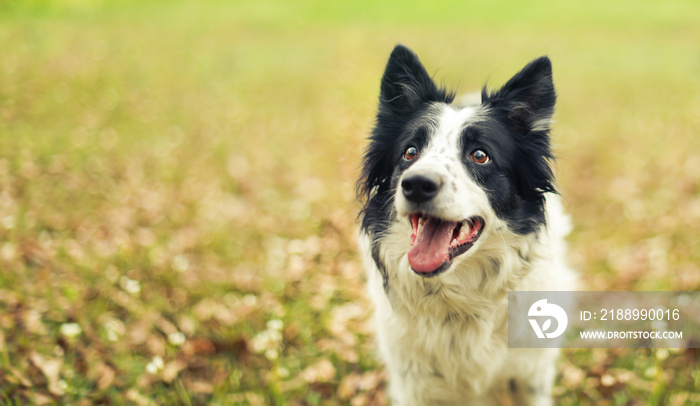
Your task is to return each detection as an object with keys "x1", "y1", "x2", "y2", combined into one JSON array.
[{"x1": 357, "y1": 45, "x2": 576, "y2": 405}]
